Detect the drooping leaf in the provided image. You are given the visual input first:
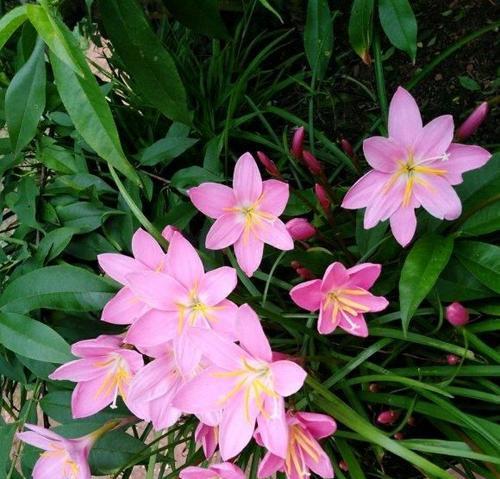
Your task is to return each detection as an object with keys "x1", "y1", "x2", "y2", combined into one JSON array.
[
  {"x1": 0, "y1": 312, "x2": 72, "y2": 363},
  {"x1": 348, "y1": 0, "x2": 374, "y2": 64},
  {"x1": 5, "y1": 176, "x2": 40, "y2": 230},
  {"x1": 0, "y1": 5, "x2": 28, "y2": 50},
  {"x1": 399, "y1": 234, "x2": 454, "y2": 332},
  {"x1": 378, "y1": 0, "x2": 417, "y2": 61},
  {"x1": 256, "y1": 0, "x2": 283, "y2": 23}
]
